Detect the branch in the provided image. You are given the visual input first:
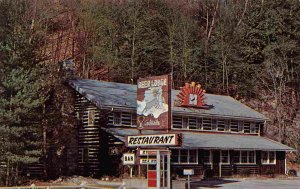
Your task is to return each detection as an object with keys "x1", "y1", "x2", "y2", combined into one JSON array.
[
  {"x1": 237, "y1": 0, "x2": 249, "y2": 27},
  {"x1": 207, "y1": 0, "x2": 219, "y2": 41}
]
